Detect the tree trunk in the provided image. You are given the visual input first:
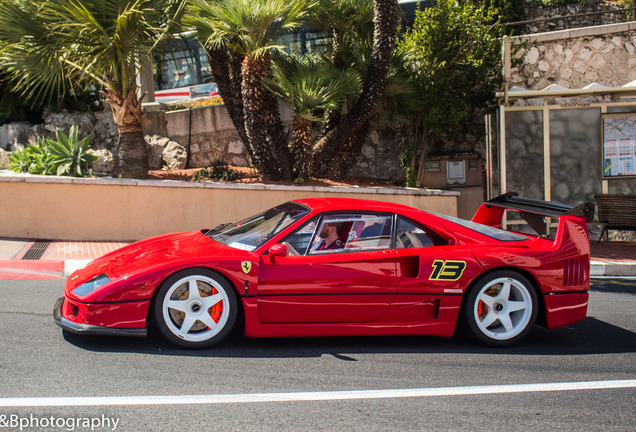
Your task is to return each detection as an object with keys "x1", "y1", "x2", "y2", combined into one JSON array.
[
  {"x1": 415, "y1": 130, "x2": 432, "y2": 188},
  {"x1": 317, "y1": 121, "x2": 370, "y2": 180},
  {"x1": 335, "y1": 120, "x2": 370, "y2": 179},
  {"x1": 106, "y1": 89, "x2": 148, "y2": 179},
  {"x1": 241, "y1": 54, "x2": 281, "y2": 180},
  {"x1": 205, "y1": 48, "x2": 250, "y2": 147},
  {"x1": 112, "y1": 125, "x2": 149, "y2": 179},
  {"x1": 263, "y1": 90, "x2": 292, "y2": 179},
  {"x1": 207, "y1": 49, "x2": 290, "y2": 179},
  {"x1": 289, "y1": 116, "x2": 313, "y2": 180},
  {"x1": 313, "y1": 0, "x2": 398, "y2": 176}
]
